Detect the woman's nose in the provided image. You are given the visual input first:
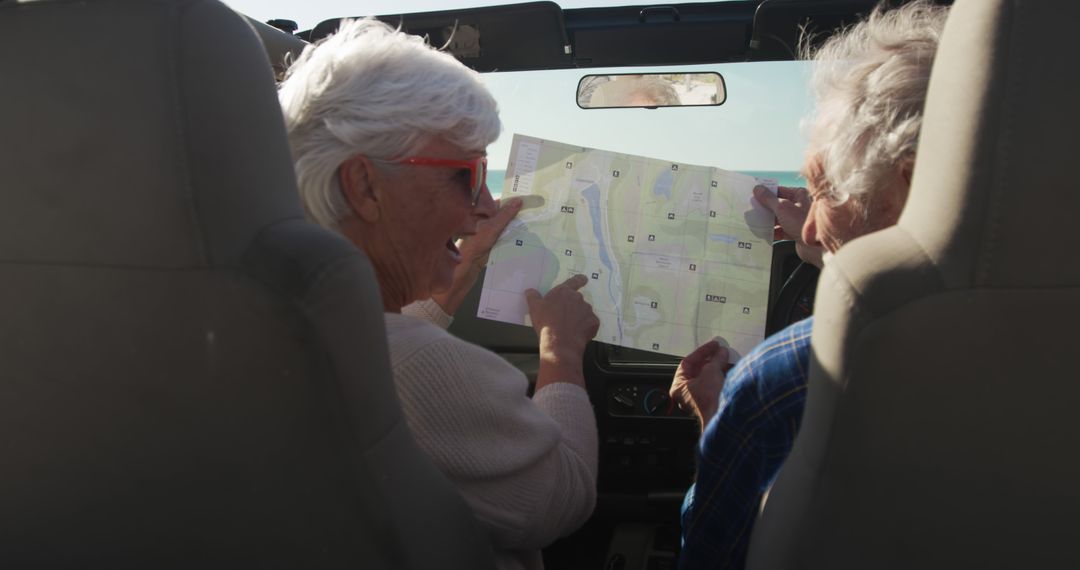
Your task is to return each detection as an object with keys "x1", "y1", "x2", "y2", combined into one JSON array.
[{"x1": 473, "y1": 182, "x2": 497, "y2": 219}]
